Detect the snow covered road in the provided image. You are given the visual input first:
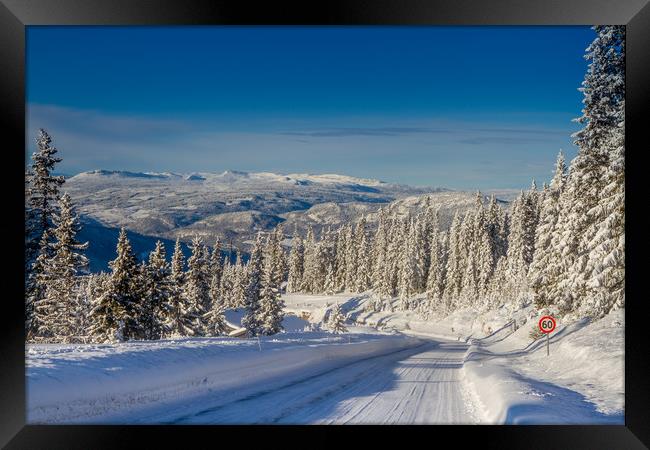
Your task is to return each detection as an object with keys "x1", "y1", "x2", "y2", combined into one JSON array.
[{"x1": 105, "y1": 340, "x2": 480, "y2": 424}]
